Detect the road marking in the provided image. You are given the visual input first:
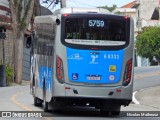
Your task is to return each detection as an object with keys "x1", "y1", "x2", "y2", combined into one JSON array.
[
  {"x1": 10, "y1": 72, "x2": 159, "y2": 118},
  {"x1": 11, "y1": 91, "x2": 52, "y2": 120},
  {"x1": 45, "y1": 118, "x2": 52, "y2": 120},
  {"x1": 11, "y1": 91, "x2": 32, "y2": 111},
  {"x1": 133, "y1": 72, "x2": 160, "y2": 104},
  {"x1": 132, "y1": 91, "x2": 140, "y2": 105},
  {"x1": 134, "y1": 72, "x2": 160, "y2": 79}
]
